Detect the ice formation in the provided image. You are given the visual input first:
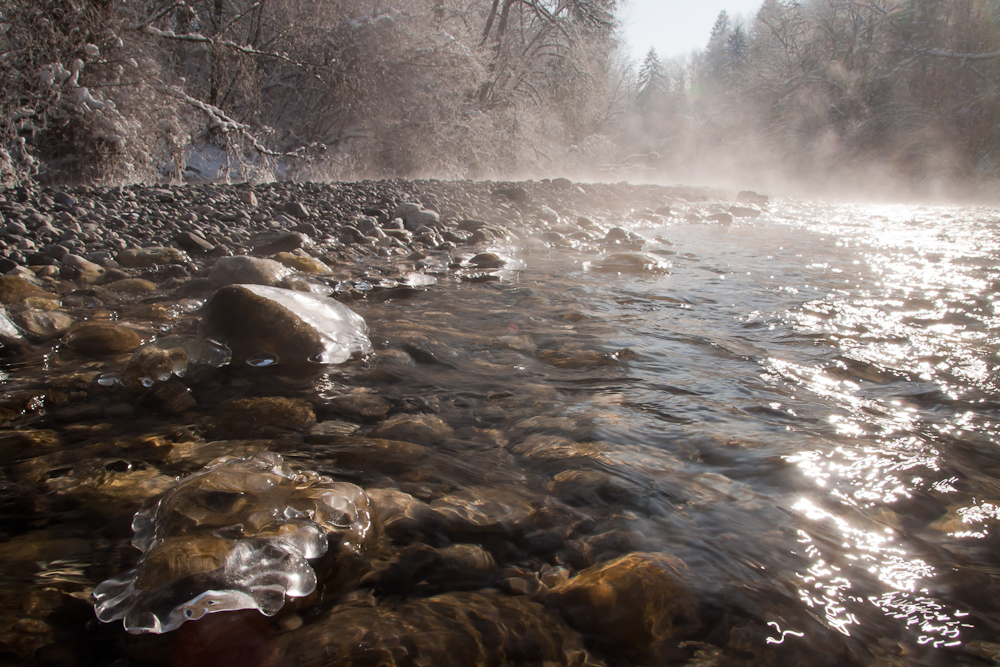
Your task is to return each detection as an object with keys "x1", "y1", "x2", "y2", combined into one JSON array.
[
  {"x1": 93, "y1": 452, "x2": 375, "y2": 633},
  {"x1": 124, "y1": 336, "x2": 232, "y2": 386}
]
